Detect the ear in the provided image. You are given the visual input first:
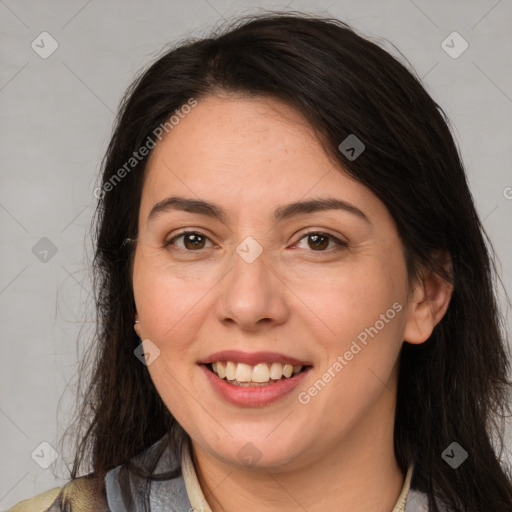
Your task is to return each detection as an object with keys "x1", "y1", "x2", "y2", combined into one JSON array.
[
  {"x1": 134, "y1": 313, "x2": 142, "y2": 339},
  {"x1": 403, "y1": 252, "x2": 454, "y2": 344}
]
